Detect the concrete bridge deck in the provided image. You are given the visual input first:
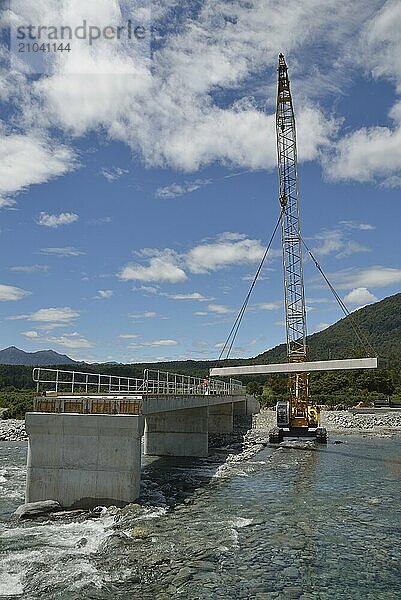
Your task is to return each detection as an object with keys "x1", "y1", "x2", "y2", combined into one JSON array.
[{"x1": 26, "y1": 368, "x2": 259, "y2": 510}]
